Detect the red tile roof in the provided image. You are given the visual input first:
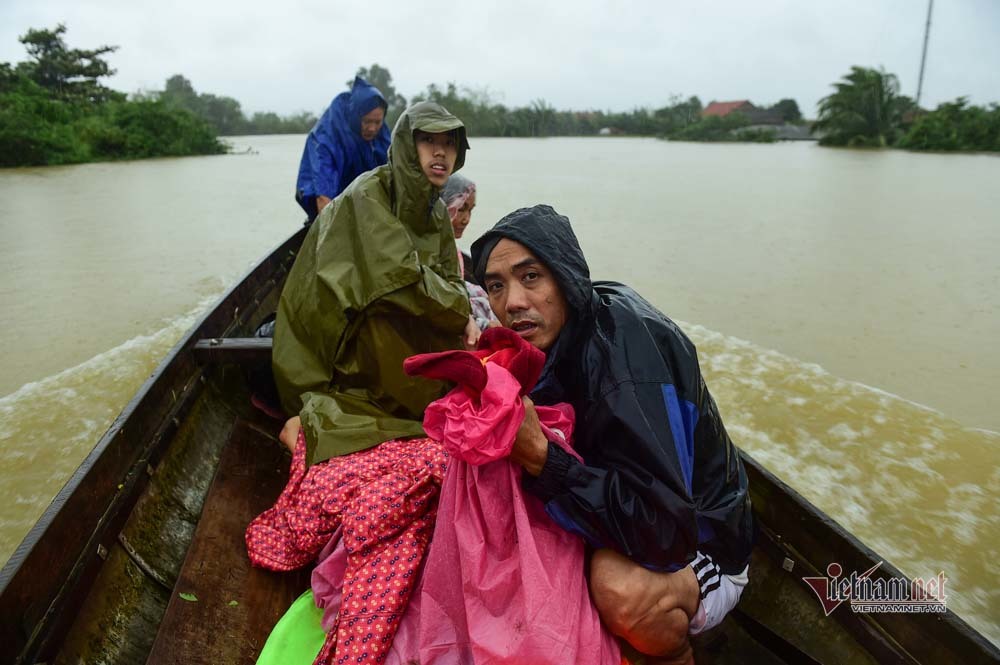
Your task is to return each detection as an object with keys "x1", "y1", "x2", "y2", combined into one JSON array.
[{"x1": 702, "y1": 101, "x2": 755, "y2": 117}]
